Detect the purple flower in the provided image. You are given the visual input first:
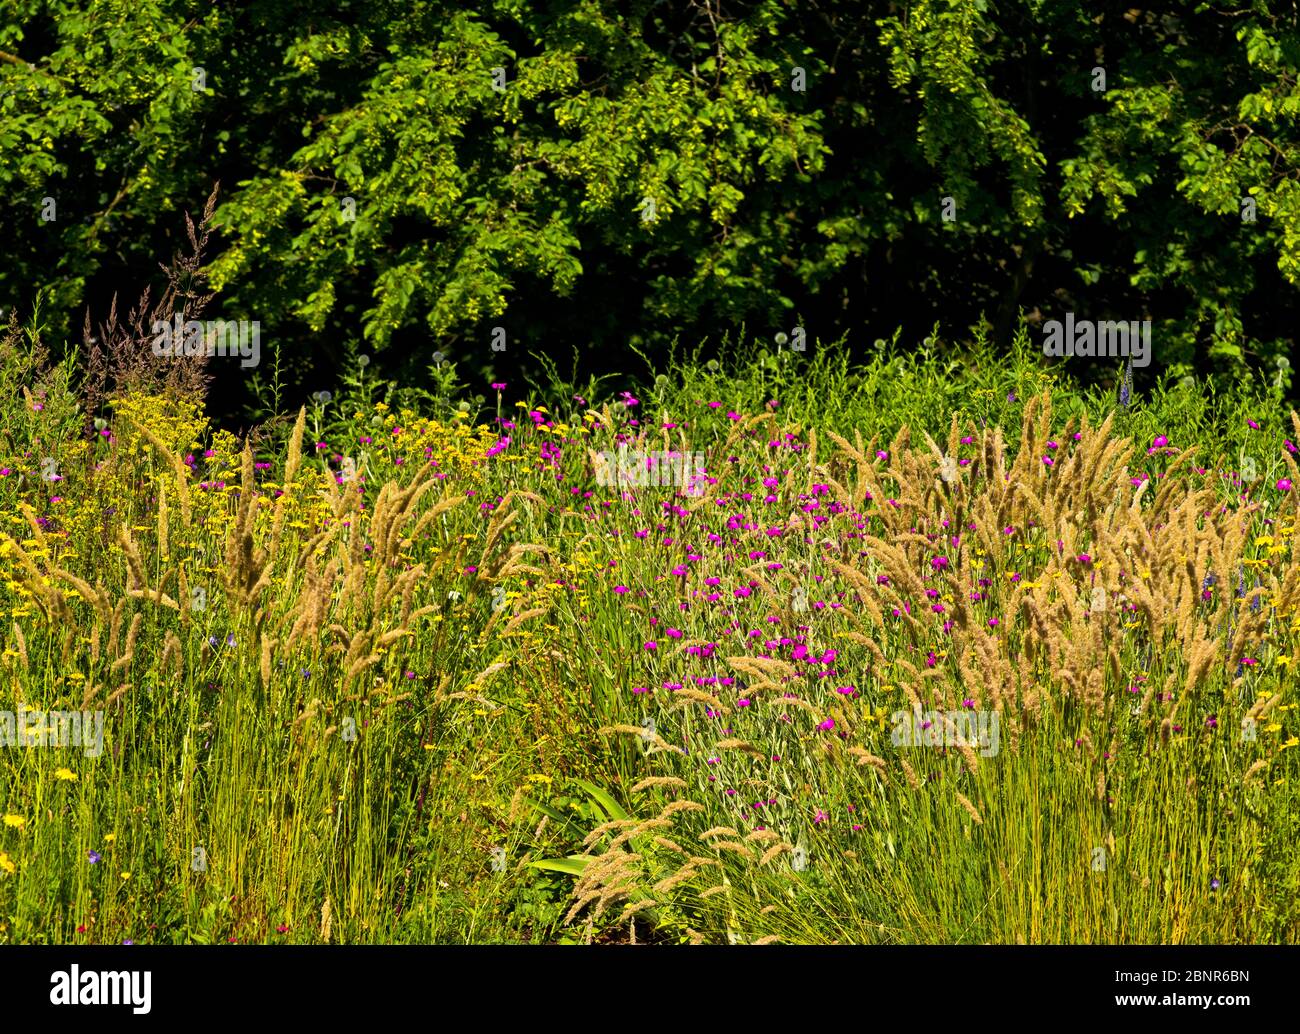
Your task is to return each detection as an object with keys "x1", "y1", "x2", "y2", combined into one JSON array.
[{"x1": 88, "y1": 850, "x2": 101, "y2": 865}]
